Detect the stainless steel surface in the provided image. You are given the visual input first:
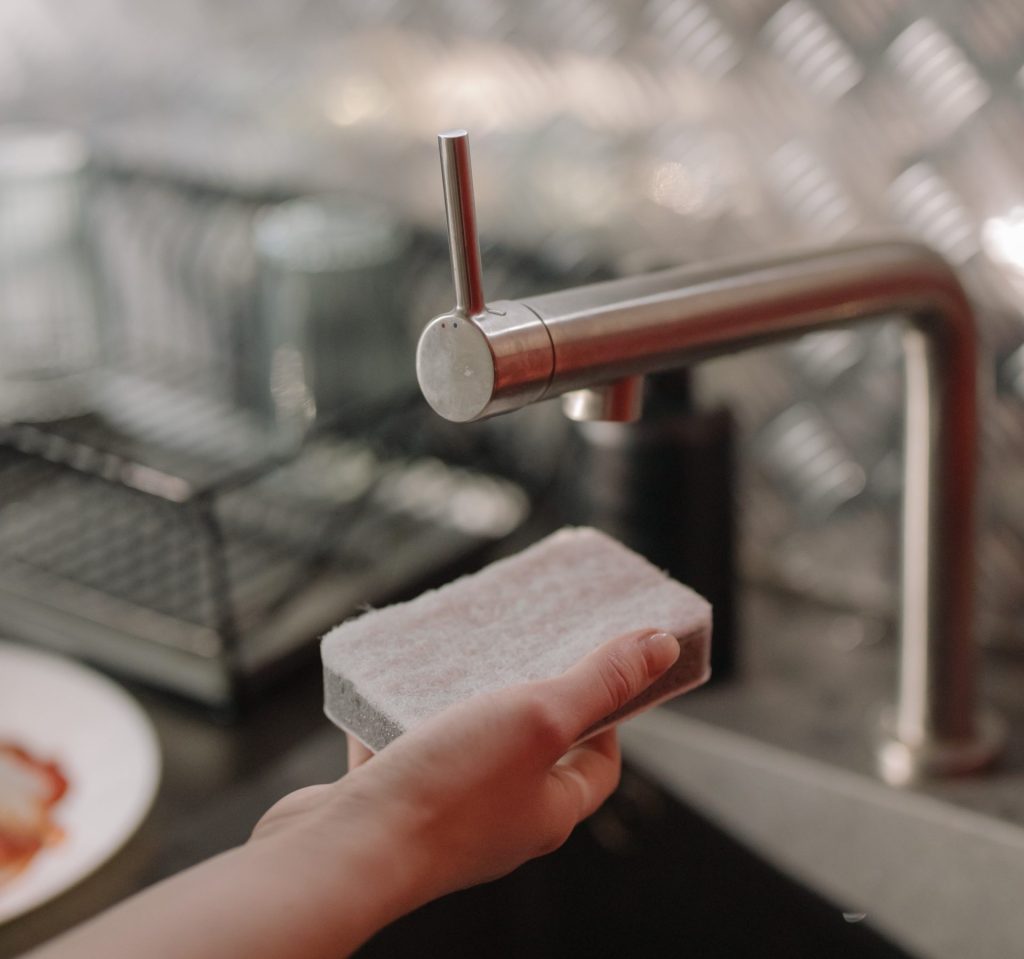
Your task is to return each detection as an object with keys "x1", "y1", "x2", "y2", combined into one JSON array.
[
  {"x1": 418, "y1": 133, "x2": 1001, "y2": 783},
  {"x1": 621, "y1": 584, "x2": 1024, "y2": 959},
  {"x1": 416, "y1": 299, "x2": 554, "y2": 422},
  {"x1": 562, "y1": 376, "x2": 644, "y2": 423},
  {"x1": 438, "y1": 130, "x2": 486, "y2": 319}
]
